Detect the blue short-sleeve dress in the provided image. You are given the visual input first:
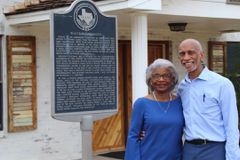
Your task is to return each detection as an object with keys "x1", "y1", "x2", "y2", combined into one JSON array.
[{"x1": 125, "y1": 97, "x2": 184, "y2": 160}]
